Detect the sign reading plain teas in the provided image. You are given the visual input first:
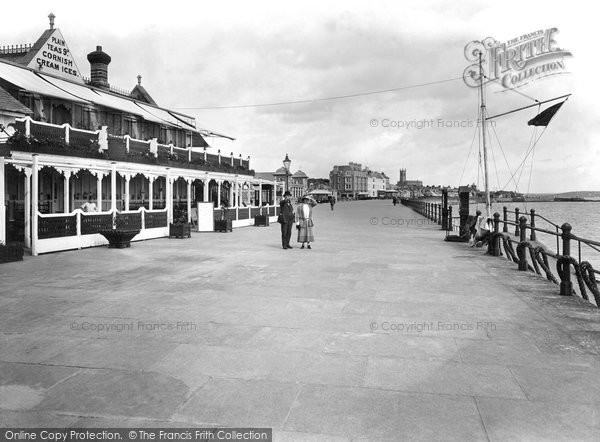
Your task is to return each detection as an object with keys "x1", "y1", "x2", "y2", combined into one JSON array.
[
  {"x1": 27, "y1": 28, "x2": 83, "y2": 82},
  {"x1": 463, "y1": 28, "x2": 572, "y2": 89}
]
